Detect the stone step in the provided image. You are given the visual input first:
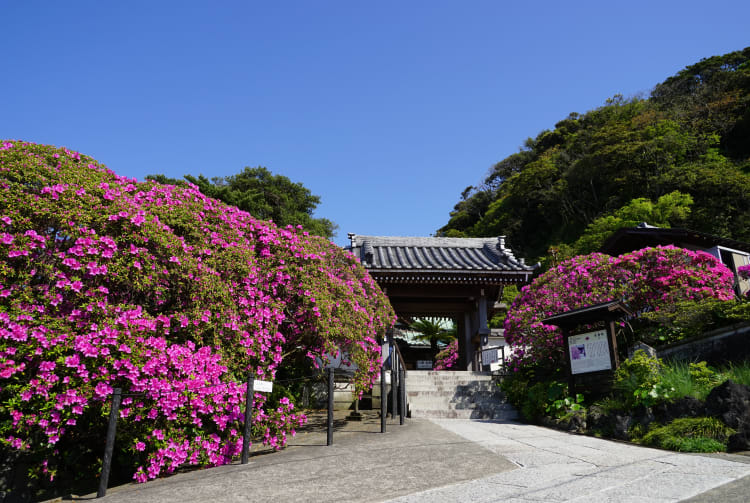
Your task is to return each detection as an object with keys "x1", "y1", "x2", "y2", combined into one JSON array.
[
  {"x1": 408, "y1": 393, "x2": 507, "y2": 406},
  {"x1": 406, "y1": 374, "x2": 494, "y2": 379},
  {"x1": 409, "y1": 401, "x2": 509, "y2": 411},
  {"x1": 408, "y1": 405, "x2": 518, "y2": 420},
  {"x1": 402, "y1": 370, "x2": 517, "y2": 421},
  {"x1": 406, "y1": 371, "x2": 492, "y2": 376},
  {"x1": 406, "y1": 389, "x2": 504, "y2": 401},
  {"x1": 405, "y1": 379, "x2": 497, "y2": 385},
  {"x1": 405, "y1": 374, "x2": 493, "y2": 381},
  {"x1": 406, "y1": 383, "x2": 498, "y2": 394}
]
